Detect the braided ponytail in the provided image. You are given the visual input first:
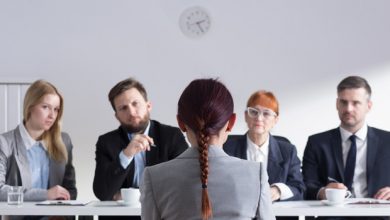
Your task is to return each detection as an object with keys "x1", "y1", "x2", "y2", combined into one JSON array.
[
  {"x1": 198, "y1": 130, "x2": 212, "y2": 220},
  {"x1": 177, "y1": 78, "x2": 234, "y2": 220}
]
